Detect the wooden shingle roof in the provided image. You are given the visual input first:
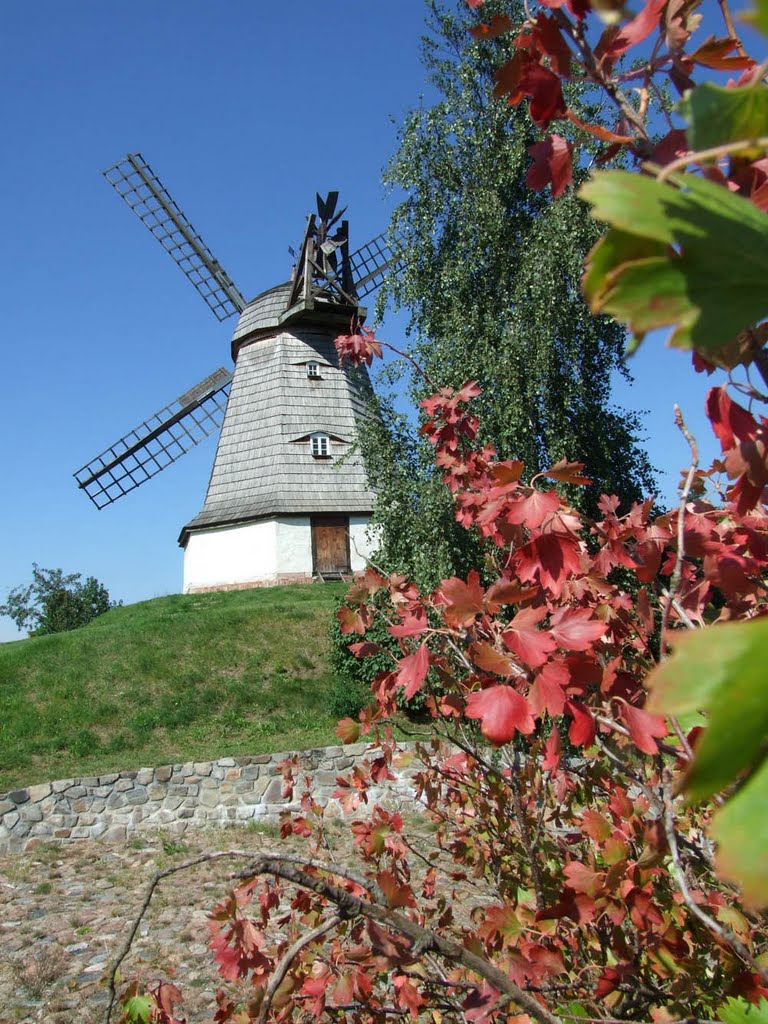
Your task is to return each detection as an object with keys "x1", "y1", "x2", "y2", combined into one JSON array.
[{"x1": 179, "y1": 319, "x2": 376, "y2": 542}]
